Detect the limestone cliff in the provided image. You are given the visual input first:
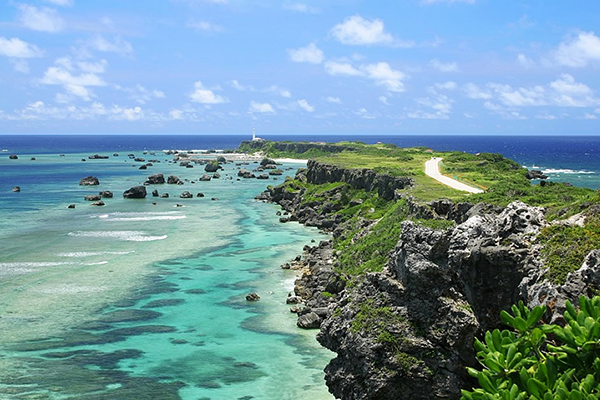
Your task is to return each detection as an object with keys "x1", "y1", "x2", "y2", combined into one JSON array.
[{"x1": 258, "y1": 161, "x2": 600, "y2": 400}]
